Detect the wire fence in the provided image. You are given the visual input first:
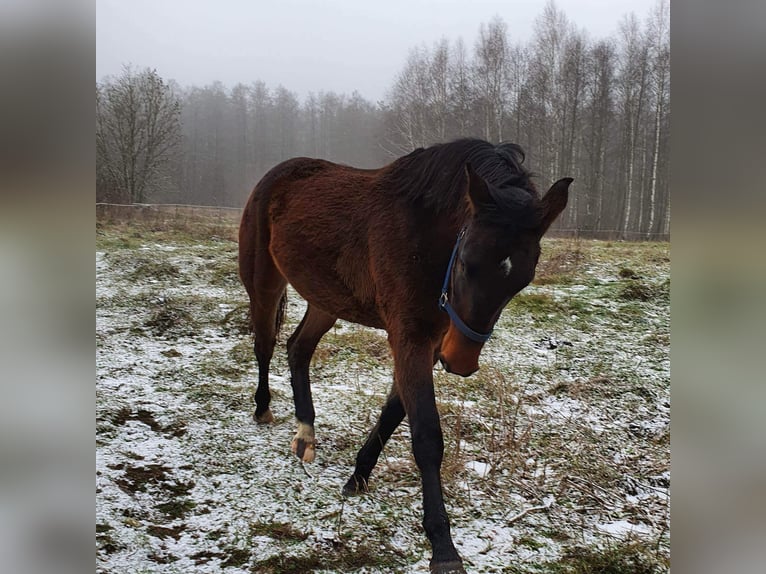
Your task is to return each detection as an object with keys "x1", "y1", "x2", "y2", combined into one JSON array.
[{"x1": 96, "y1": 203, "x2": 669, "y2": 242}]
